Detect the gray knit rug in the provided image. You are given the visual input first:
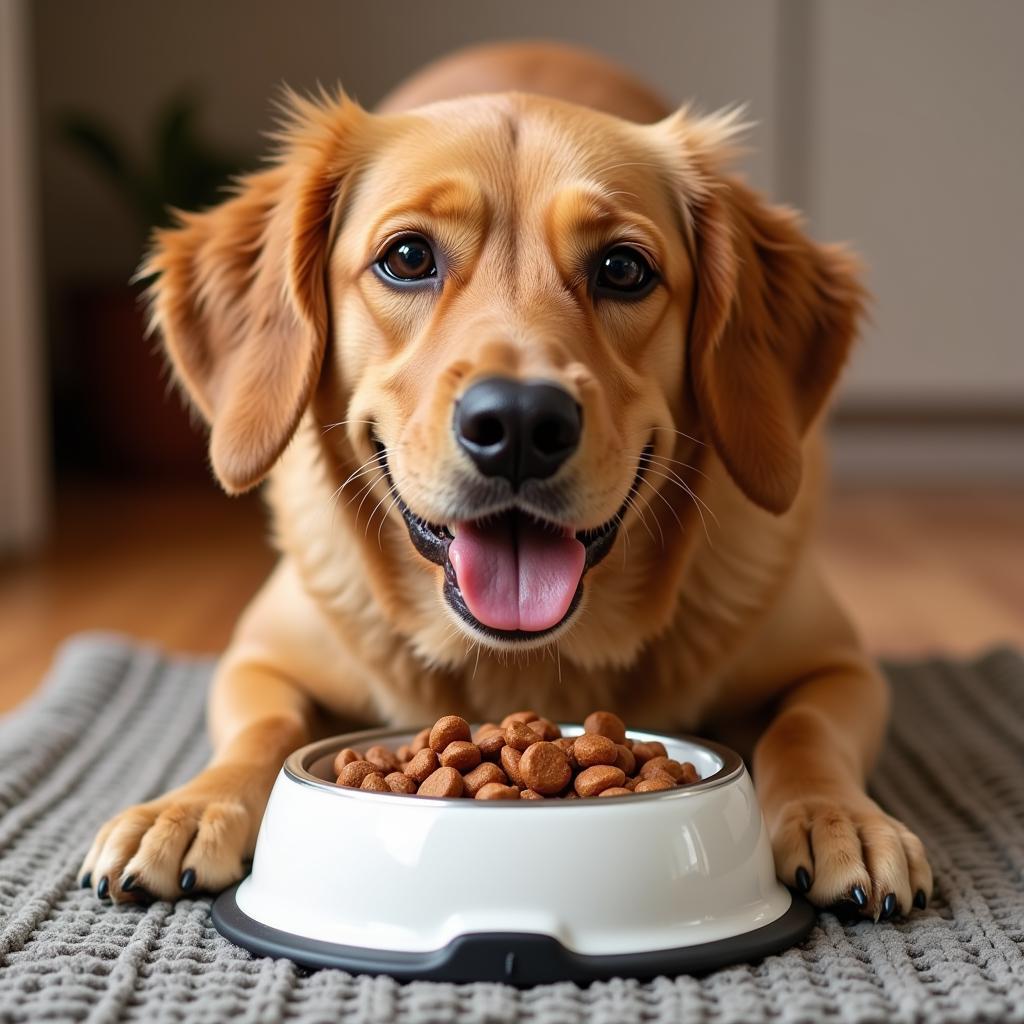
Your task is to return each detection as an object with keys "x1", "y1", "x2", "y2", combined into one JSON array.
[{"x1": 1, "y1": 635, "x2": 1023, "y2": 1023}]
